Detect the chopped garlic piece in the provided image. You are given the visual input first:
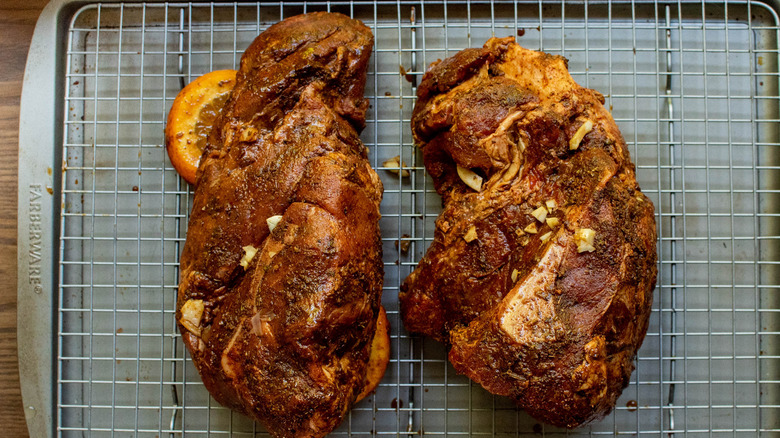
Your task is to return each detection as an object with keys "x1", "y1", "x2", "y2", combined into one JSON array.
[
  {"x1": 239, "y1": 245, "x2": 258, "y2": 270},
  {"x1": 511, "y1": 268, "x2": 519, "y2": 283},
  {"x1": 266, "y1": 215, "x2": 283, "y2": 232},
  {"x1": 546, "y1": 217, "x2": 560, "y2": 228},
  {"x1": 524, "y1": 222, "x2": 538, "y2": 234},
  {"x1": 457, "y1": 165, "x2": 483, "y2": 192},
  {"x1": 180, "y1": 299, "x2": 205, "y2": 336},
  {"x1": 239, "y1": 126, "x2": 258, "y2": 142},
  {"x1": 540, "y1": 231, "x2": 552, "y2": 243},
  {"x1": 569, "y1": 119, "x2": 594, "y2": 150},
  {"x1": 531, "y1": 206, "x2": 548, "y2": 223},
  {"x1": 545, "y1": 199, "x2": 558, "y2": 211},
  {"x1": 574, "y1": 228, "x2": 596, "y2": 253},
  {"x1": 464, "y1": 225, "x2": 478, "y2": 242},
  {"x1": 383, "y1": 156, "x2": 410, "y2": 177}
]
